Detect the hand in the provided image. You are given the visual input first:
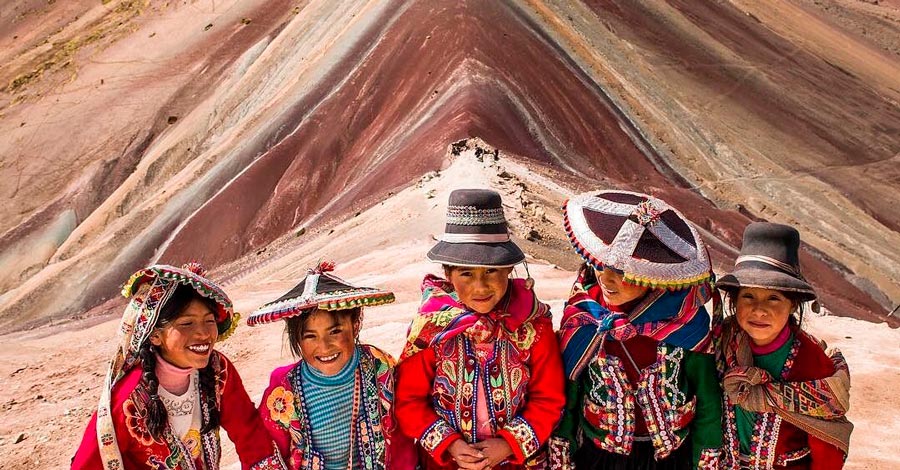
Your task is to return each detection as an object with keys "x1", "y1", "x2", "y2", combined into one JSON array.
[
  {"x1": 447, "y1": 439, "x2": 487, "y2": 469},
  {"x1": 472, "y1": 438, "x2": 514, "y2": 469}
]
